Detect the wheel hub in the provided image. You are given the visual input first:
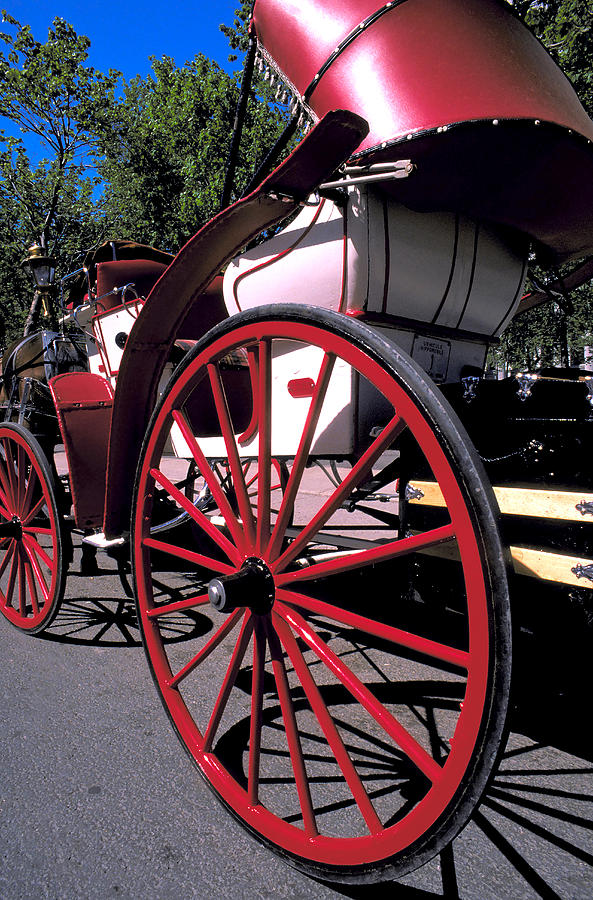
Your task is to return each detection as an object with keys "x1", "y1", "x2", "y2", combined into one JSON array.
[
  {"x1": 0, "y1": 516, "x2": 22, "y2": 540},
  {"x1": 208, "y1": 558, "x2": 275, "y2": 615}
]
